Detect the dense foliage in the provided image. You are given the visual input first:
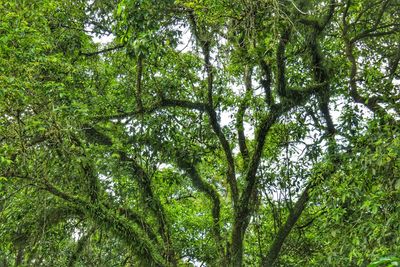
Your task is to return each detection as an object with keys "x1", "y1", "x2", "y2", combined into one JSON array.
[{"x1": 0, "y1": 0, "x2": 399, "y2": 266}]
